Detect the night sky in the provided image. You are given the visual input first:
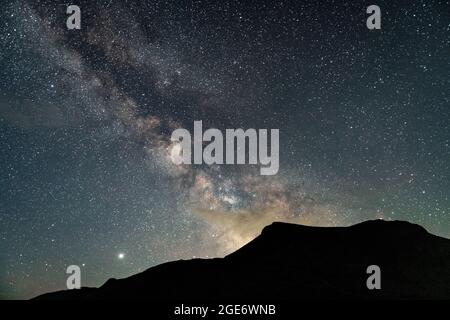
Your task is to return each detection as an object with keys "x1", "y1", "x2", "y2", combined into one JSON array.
[{"x1": 1, "y1": 0, "x2": 449, "y2": 299}]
